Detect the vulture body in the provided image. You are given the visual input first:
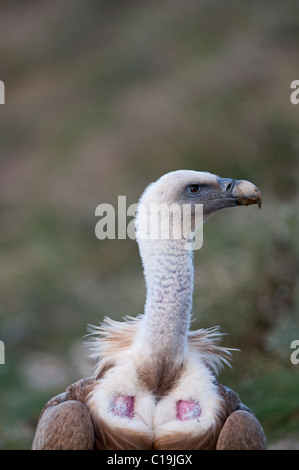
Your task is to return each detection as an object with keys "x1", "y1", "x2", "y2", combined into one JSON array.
[{"x1": 32, "y1": 170, "x2": 267, "y2": 450}]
